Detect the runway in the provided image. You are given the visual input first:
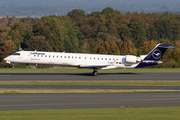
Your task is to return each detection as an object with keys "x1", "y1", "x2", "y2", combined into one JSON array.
[
  {"x1": 0, "y1": 72, "x2": 180, "y2": 111},
  {"x1": 0, "y1": 72, "x2": 180, "y2": 81},
  {"x1": 0, "y1": 92, "x2": 180, "y2": 110},
  {"x1": 1, "y1": 85, "x2": 180, "y2": 90}
]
